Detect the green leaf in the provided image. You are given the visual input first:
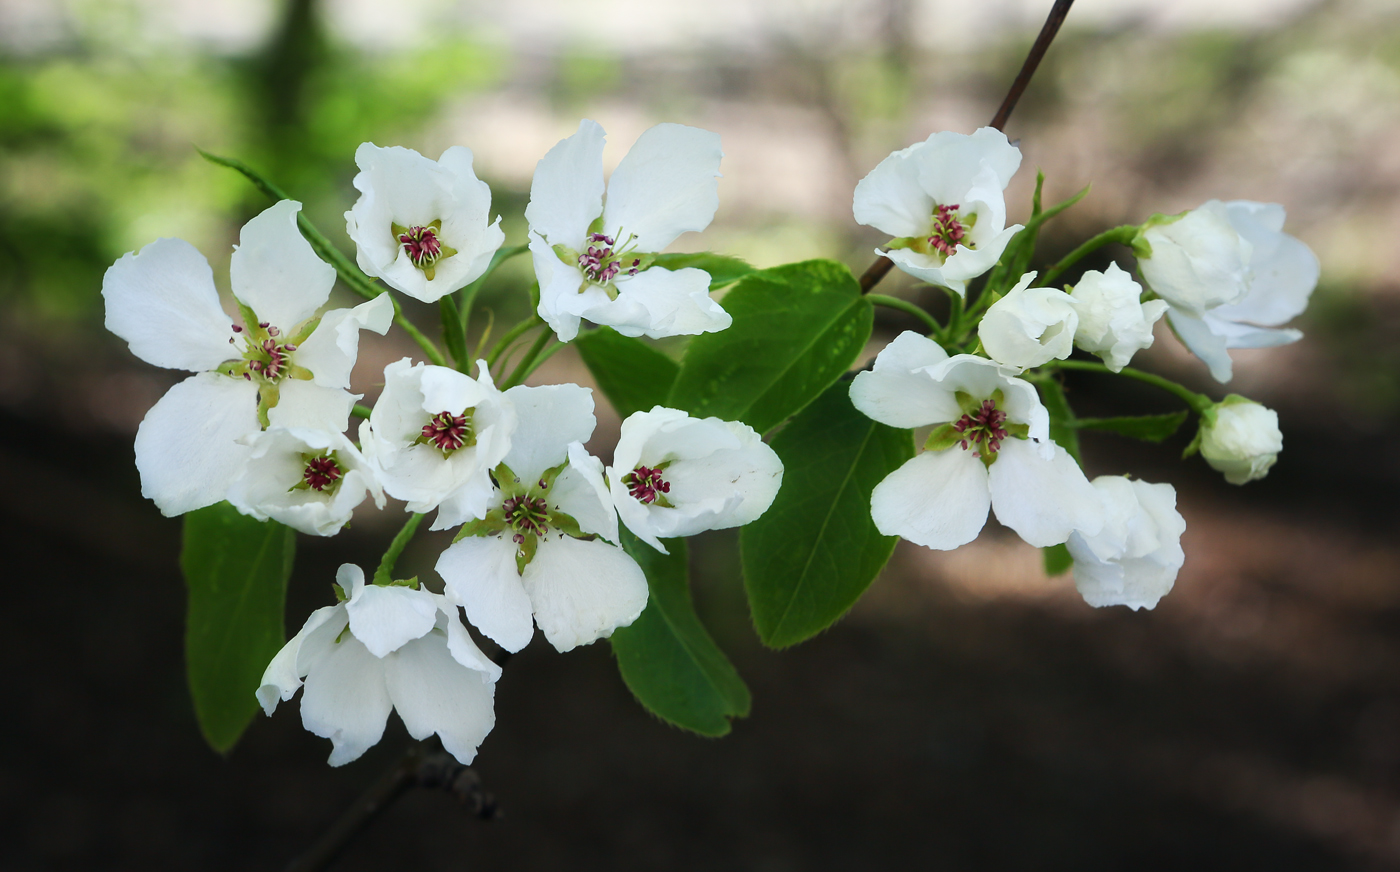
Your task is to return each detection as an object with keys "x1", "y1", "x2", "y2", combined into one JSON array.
[
  {"x1": 742, "y1": 381, "x2": 914, "y2": 648},
  {"x1": 575, "y1": 327, "x2": 680, "y2": 419},
  {"x1": 1043, "y1": 543, "x2": 1073, "y2": 576},
  {"x1": 181, "y1": 502, "x2": 295, "y2": 753},
  {"x1": 439, "y1": 295, "x2": 470, "y2": 369},
  {"x1": 650, "y1": 252, "x2": 755, "y2": 289},
  {"x1": 1037, "y1": 377, "x2": 1082, "y2": 465},
  {"x1": 610, "y1": 529, "x2": 750, "y2": 737},
  {"x1": 1074, "y1": 411, "x2": 1190, "y2": 443},
  {"x1": 667, "y1": 259, "x2": 872, "y2": 433}
]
